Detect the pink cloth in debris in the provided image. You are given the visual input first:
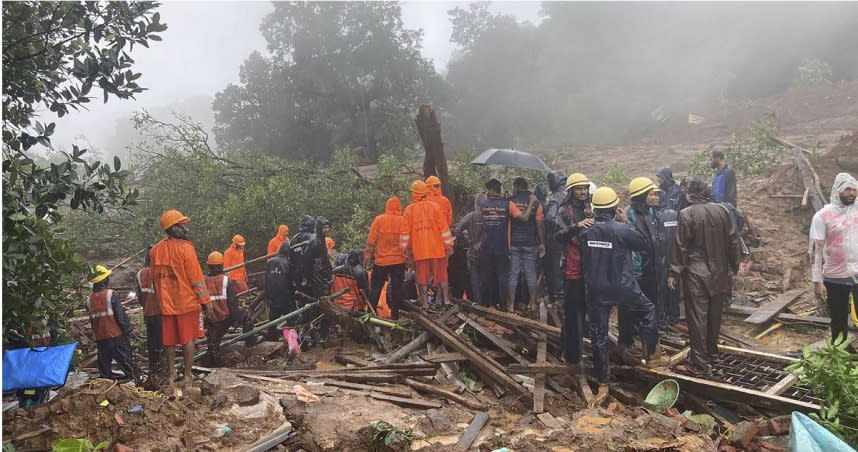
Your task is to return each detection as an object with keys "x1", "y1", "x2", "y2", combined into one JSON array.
[
  {"x1": 809, "y1": 173, "x2": 858, "y2": 282},
  {"x1": 283, "y1": 328, "x2": 301, "y2": 358}
]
